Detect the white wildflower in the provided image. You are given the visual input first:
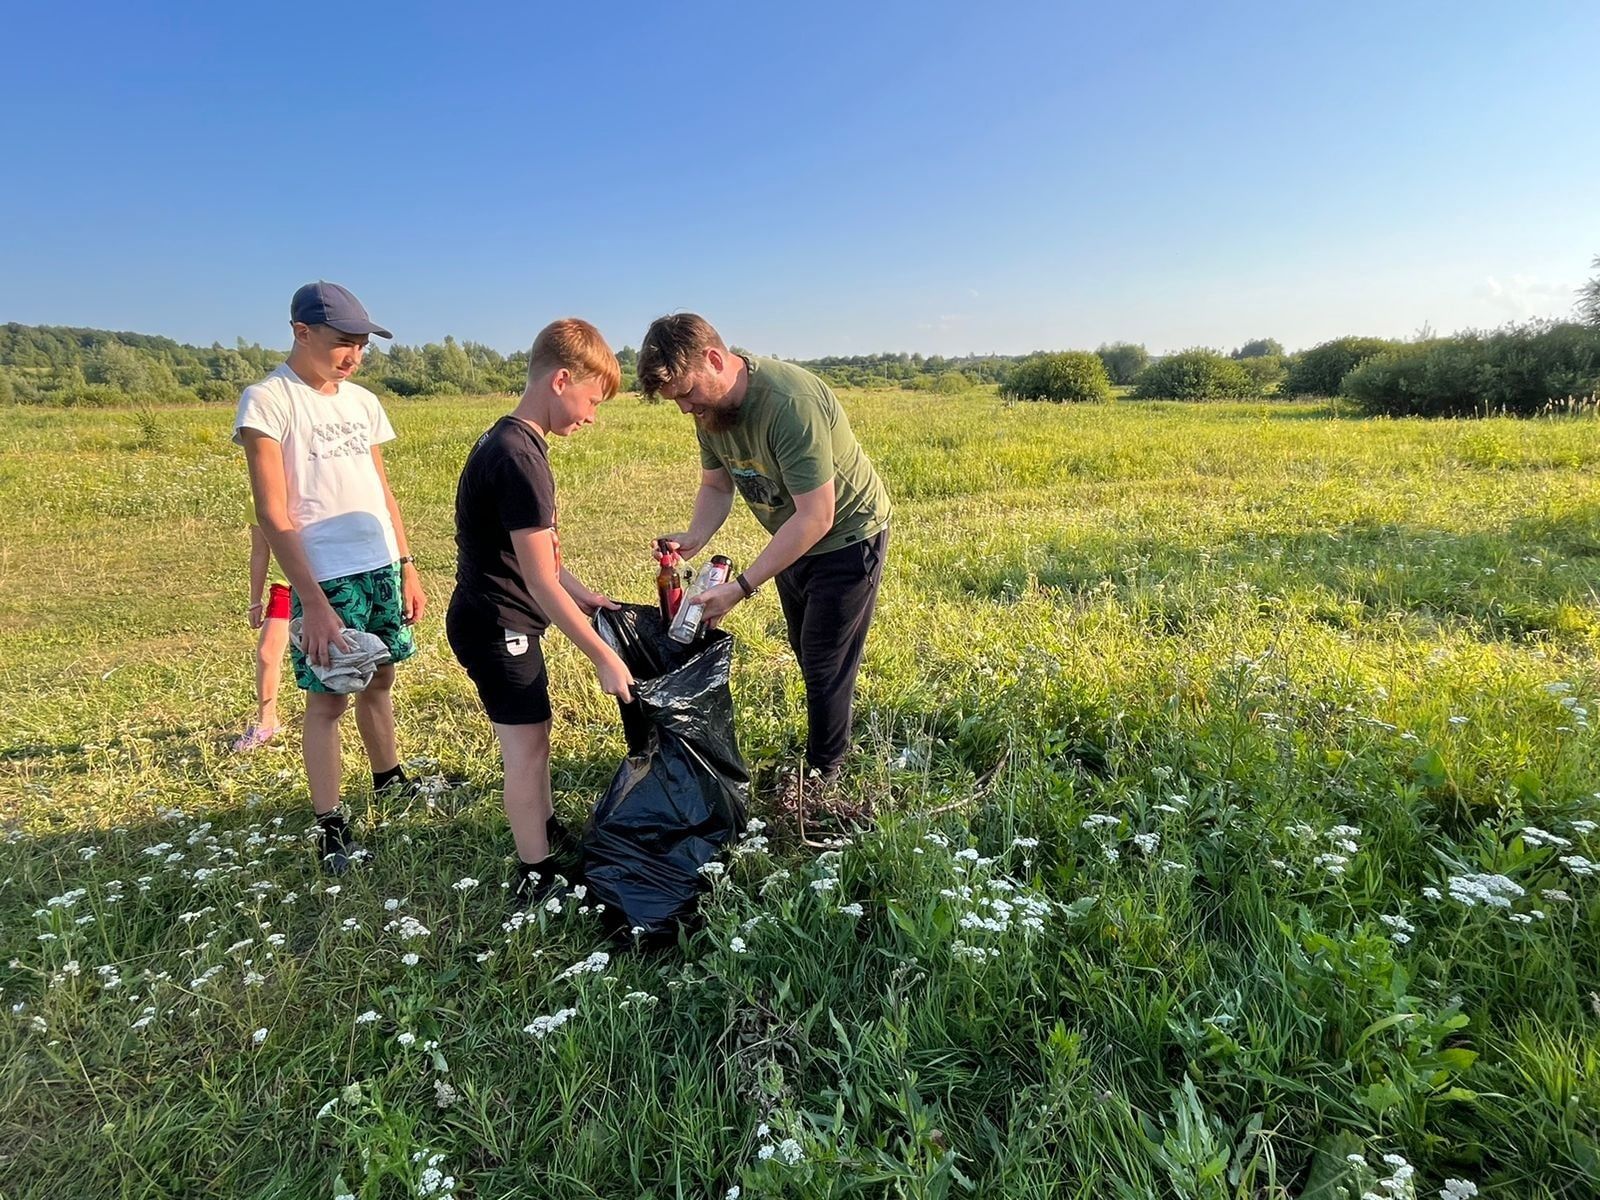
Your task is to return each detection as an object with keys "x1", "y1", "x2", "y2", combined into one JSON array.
[{"x1": 525, "y1": 1007, "x2": 578, "y2": 1039}]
